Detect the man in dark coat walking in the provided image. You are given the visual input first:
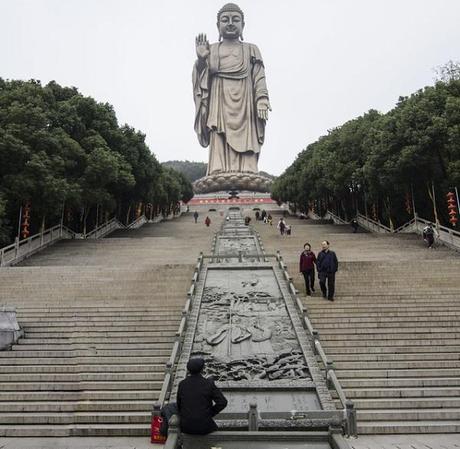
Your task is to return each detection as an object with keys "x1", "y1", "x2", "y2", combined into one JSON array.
[
  {"x1": 177, "y1": 358, "x2": 227, "y2": 435},
  {"x1": 316, "y1": 240, "x2": 339, "y2": 301}
]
